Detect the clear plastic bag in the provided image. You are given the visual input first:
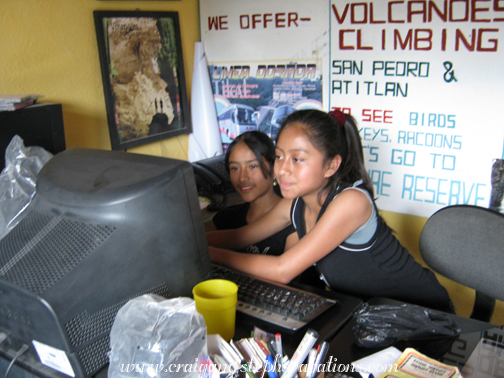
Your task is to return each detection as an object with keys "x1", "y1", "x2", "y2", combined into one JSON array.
[
  {"x1": 108, "y1": 294, "x2": 209, "y2": 378},
  {"x1": 353, "y1": 303, "x2": 461, "y2": 348},
  {"x1": 0, "y1": 135, "x2": 53, "y2": 240}
]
